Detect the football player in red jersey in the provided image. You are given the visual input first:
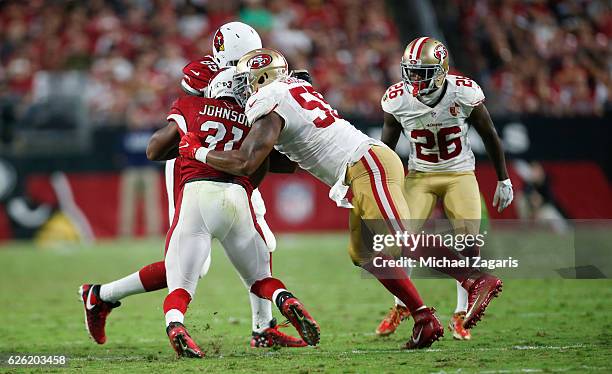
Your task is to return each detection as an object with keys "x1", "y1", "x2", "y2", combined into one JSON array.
[
  {"x1": 154, "y1": 67, "x2": 319, "y2": 358},
  {"x1": 79, "y1": 22, "x2": 309, "y2": 349}
]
